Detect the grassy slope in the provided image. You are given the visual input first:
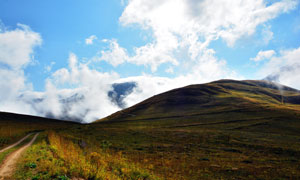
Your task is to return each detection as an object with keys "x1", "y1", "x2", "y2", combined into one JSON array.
[
  {"x1": 97, "y1": 79, "x2": 300, "y2": 135},
  {"x1": 7, "y1": 80, "x2": 300, "y2": 179}
]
